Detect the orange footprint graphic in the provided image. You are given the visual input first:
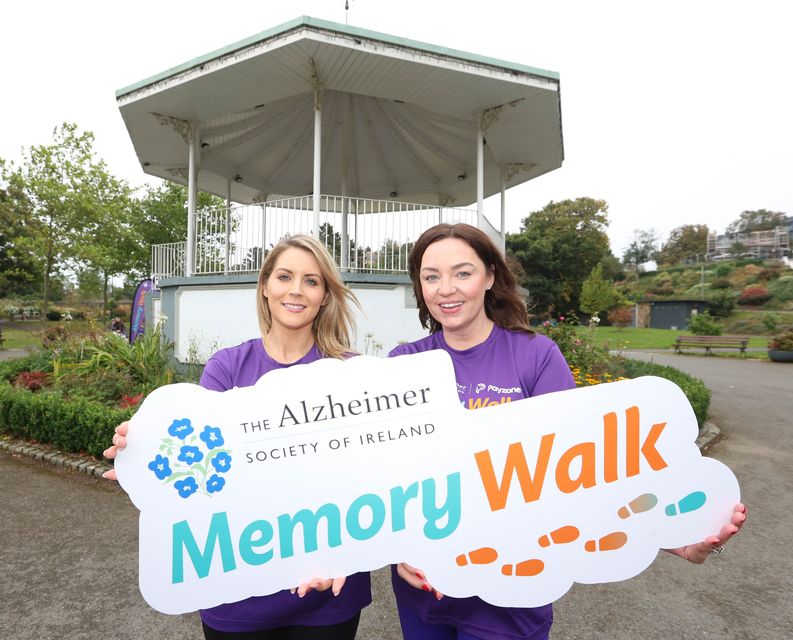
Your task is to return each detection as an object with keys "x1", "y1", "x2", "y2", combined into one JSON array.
[
  {"x1": 456, "y1": 547, "x2": 499, "y2": 567},
  {"x1": 501, "y1": 559, "x2": 545, "y2": 577},
  {"x1": 618, "y1": 493, "x2": 658, "y2": 519},
  {"x1": 584, "y1": 531, "x2": 628, "y2": 552},
  {"x1": 538, "y1": 525, "x2": 580, "y2": 548}
]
